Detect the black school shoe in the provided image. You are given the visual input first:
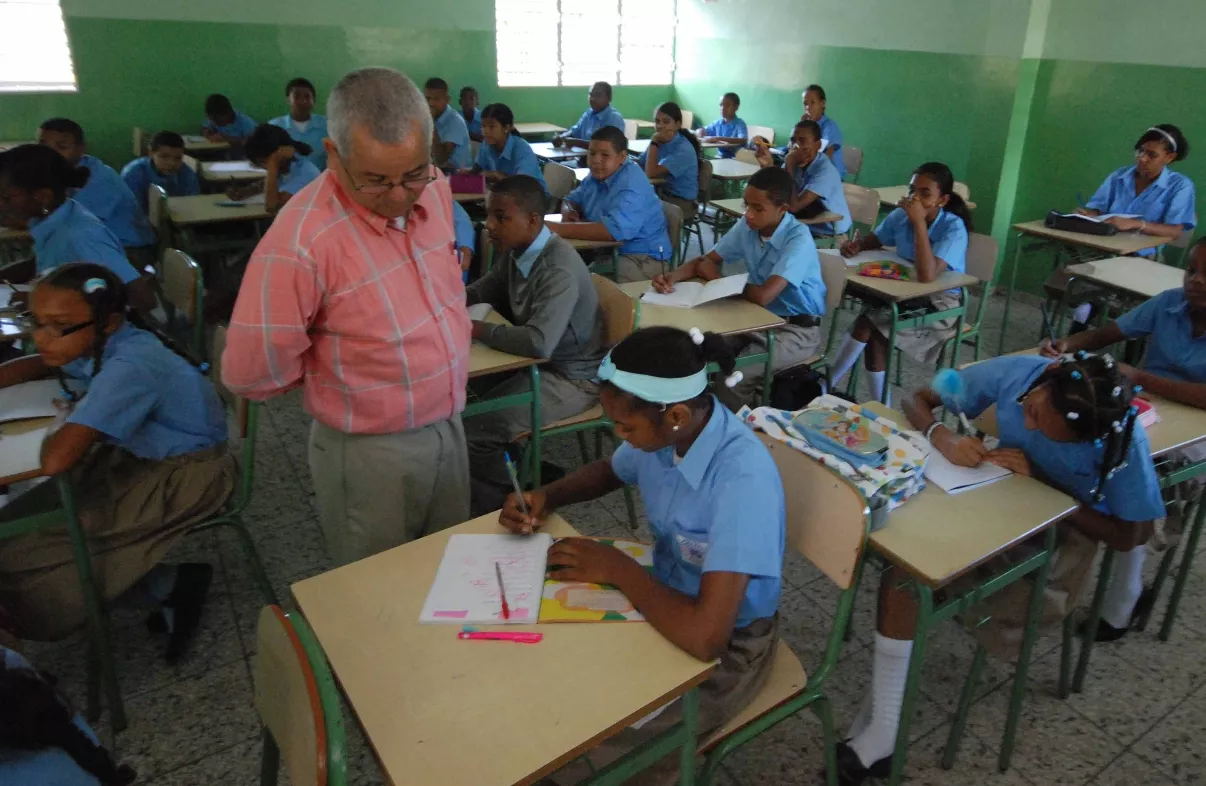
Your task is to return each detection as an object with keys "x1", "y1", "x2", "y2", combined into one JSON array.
[
  {"x1": 162, "y1": 563, "x2": 213, "y2": 663},
  {"x1": 830, "y1": 741, "x2": 891, "y2": 786}
]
